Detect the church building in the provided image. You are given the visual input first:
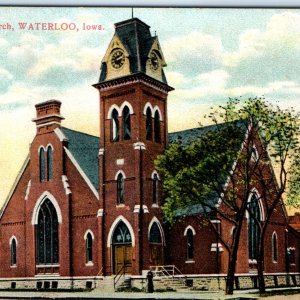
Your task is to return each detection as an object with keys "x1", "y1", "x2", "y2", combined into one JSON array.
[{"x1": 0, "y1": 17, "x2": 299, "y2": 291}]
